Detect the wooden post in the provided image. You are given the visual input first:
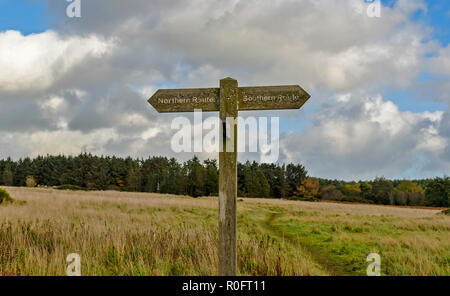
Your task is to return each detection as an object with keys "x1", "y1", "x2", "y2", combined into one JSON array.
[
  {"x1": 148, "y1": 78, "x2": 310, "y2": 276},
  {"x1": 219, "y1": 77, "x2": 238, "y2": 276}
]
